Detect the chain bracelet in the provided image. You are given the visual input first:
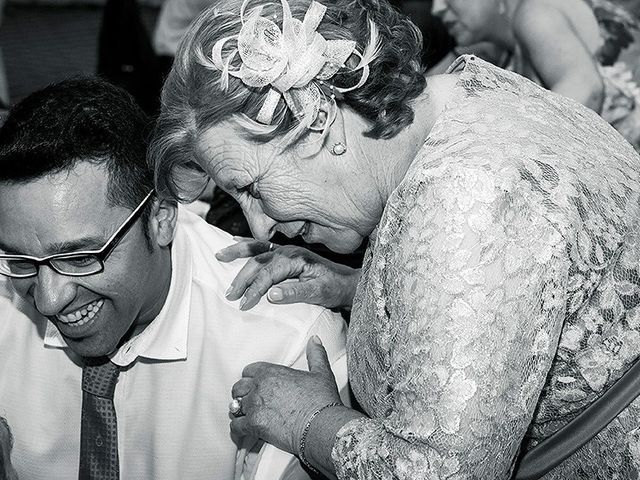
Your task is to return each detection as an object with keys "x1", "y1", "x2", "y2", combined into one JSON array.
[{"x1": 298, "y1": 401, "x2": 343, "y2": 475}]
